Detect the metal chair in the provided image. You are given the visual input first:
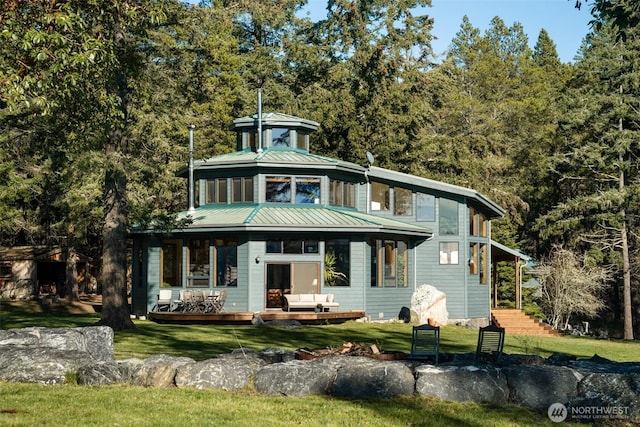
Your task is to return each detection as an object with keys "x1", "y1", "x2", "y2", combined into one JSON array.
[
  {"x1": 409, "y1": 323, "x2": 440, "y2": 364},
  {"x1": 153, "y1": 289, "x2": 173, "y2": 312},
  {"x1": 192, "y1": 290, "x2": 206, "y2": 312},
  {"x1": 212, "y1": 289, "x2": 227, "y2": 313},
  {"x1": 173, "y1": 290, "x2": 194, "y2": 312},
  {"x1": 475, "y1": 324, "x2": 505, "y2": 363}
]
